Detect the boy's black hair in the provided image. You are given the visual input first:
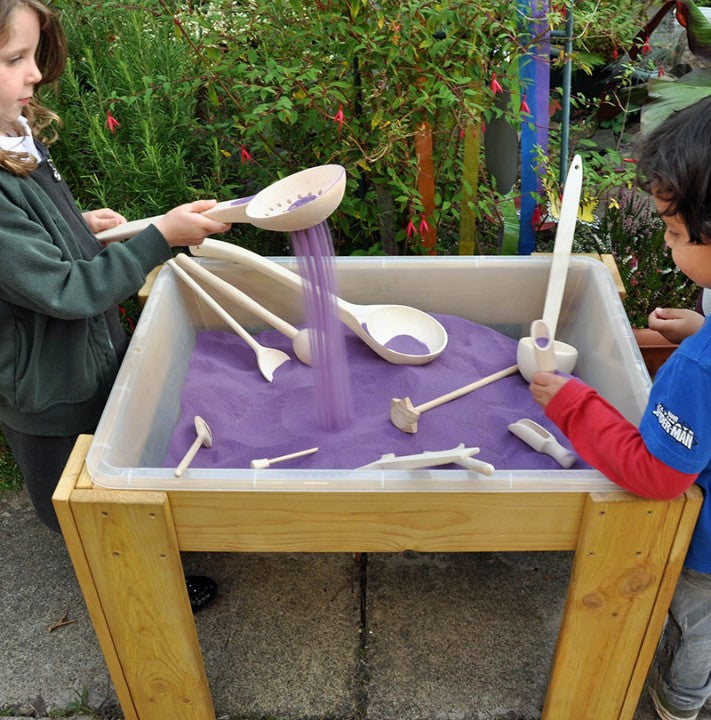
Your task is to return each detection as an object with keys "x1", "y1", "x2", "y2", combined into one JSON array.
[{"x1": 636, "y1": 96, "x2": 711, "y2": 244}]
